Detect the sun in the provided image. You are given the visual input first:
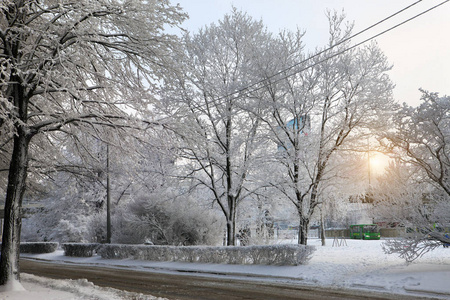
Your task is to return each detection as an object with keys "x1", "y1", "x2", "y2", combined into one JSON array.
[{"x1": 369, "y1": 152, "x2": 390, "y2": 175}]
